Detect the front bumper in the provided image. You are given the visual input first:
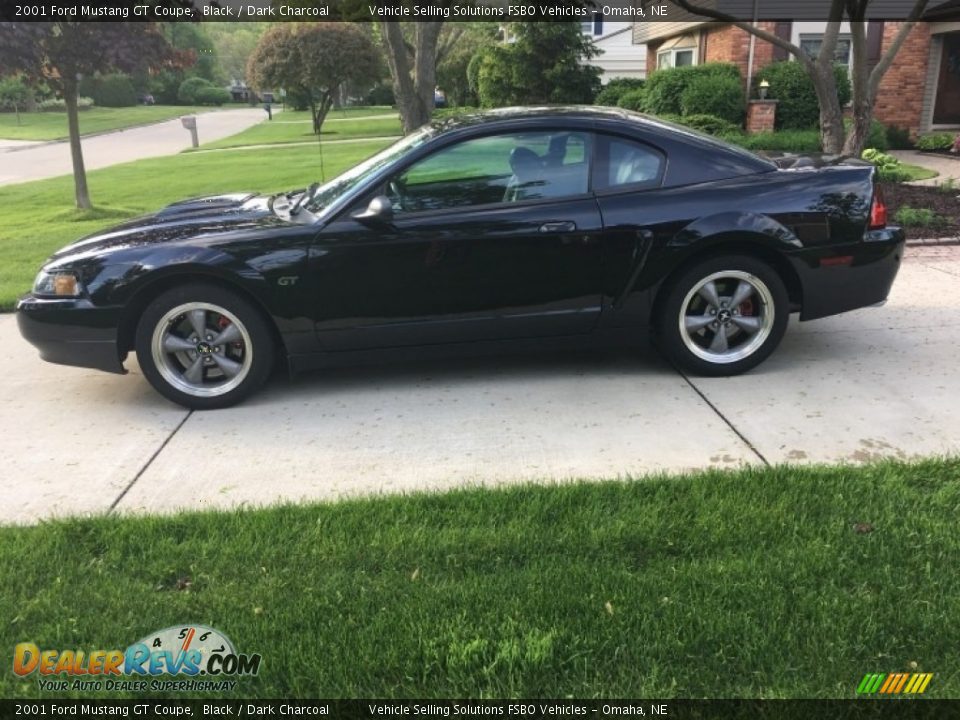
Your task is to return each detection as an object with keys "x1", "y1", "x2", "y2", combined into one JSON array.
[
  {"x1": 794, "y1": 227, "x2": 906, "y2": 322},
  {"x1": 16, "y1": 295, "x2": 127, "y2": 374}
]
